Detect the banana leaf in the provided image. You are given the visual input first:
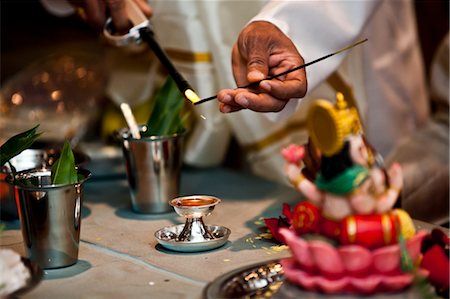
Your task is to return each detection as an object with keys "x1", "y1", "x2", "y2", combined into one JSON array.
[
  {"x1": 51, "y1": 140, "x2": 78, "y2": 185},
  {"x1": 0, "y1": 125, "x2": 41, "y2": 167},
  {"x1": 142, "y1": 77, "x2": 187, "y2": 137}
]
